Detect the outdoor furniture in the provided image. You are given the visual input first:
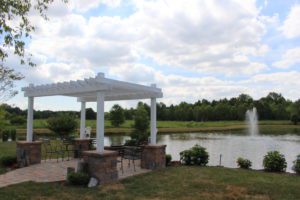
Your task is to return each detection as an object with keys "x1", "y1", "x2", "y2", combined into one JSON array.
[
  {"x1": 62, "y1": 139, "x2": 75, "y2": 161},
  {"x1": 121, "y1": 146, "x2": 142, "y2": 171},
  {"x1": 42, "y1": 139, "x2": 65, "y2": 162}
]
